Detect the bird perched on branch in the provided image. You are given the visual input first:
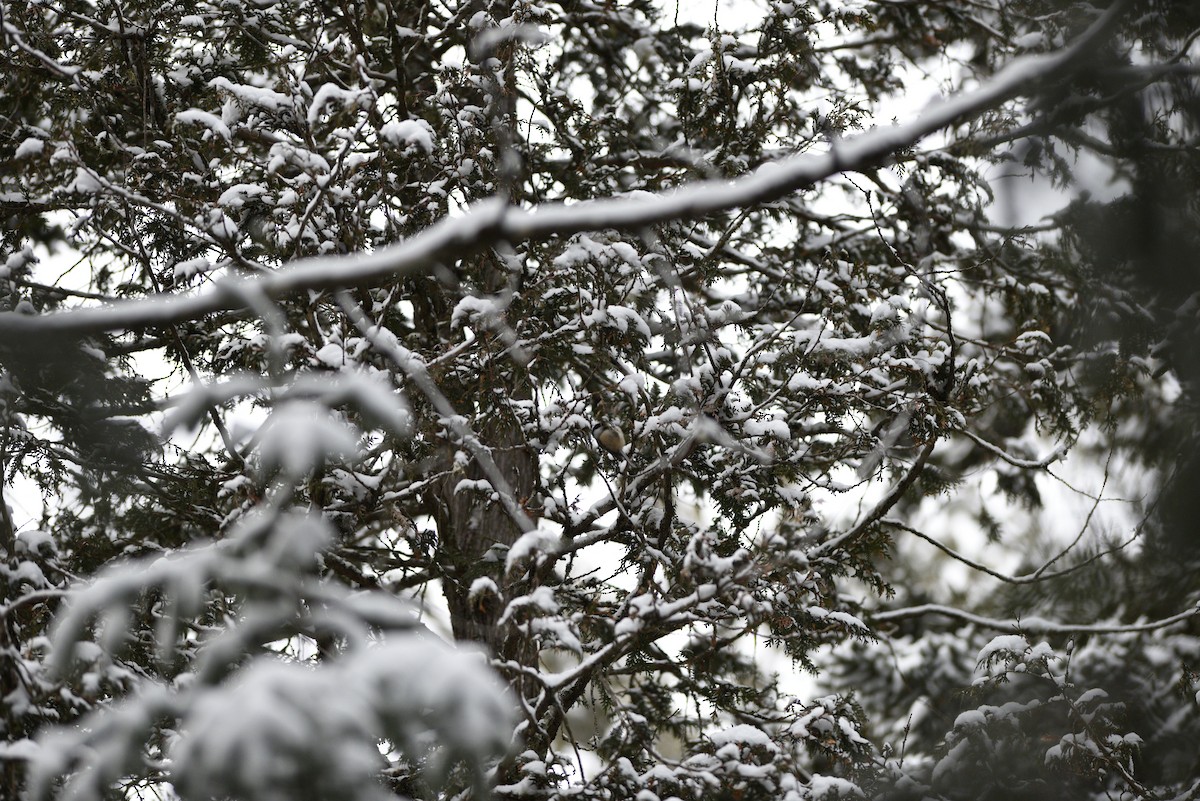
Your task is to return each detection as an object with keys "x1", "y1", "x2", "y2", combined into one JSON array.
[{"x1": 592, "y1": 422, "x2": 626, "y2": 457}]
